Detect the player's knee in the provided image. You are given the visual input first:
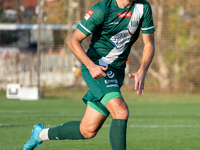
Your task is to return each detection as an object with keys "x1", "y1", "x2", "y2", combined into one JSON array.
[
  {"x1": 113, "y1": 106, "x2": 129, "y2": 119},
  {"x1": 82, "y1": 131, "x2": 97, "y2": 139},
  {"x1": 80, "y1": 125, "x2": 98, "y2": 139},
  {"x1": 80, "y1": 129, "x2": 97, "y2": 139}
]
